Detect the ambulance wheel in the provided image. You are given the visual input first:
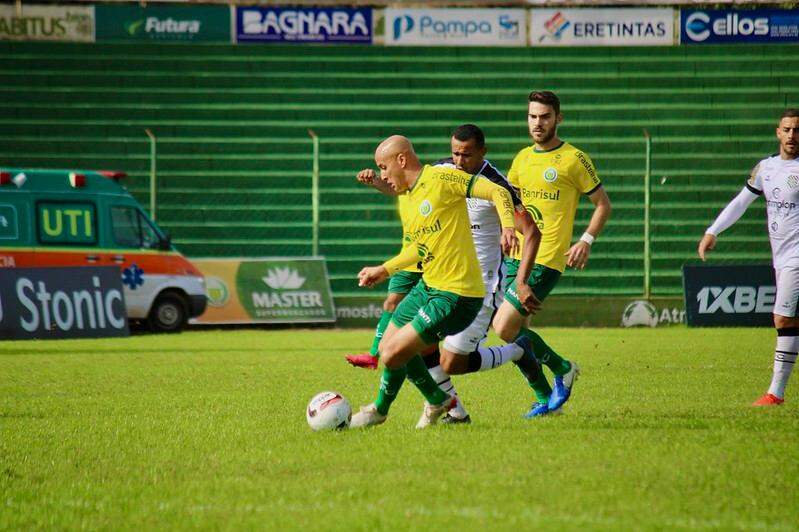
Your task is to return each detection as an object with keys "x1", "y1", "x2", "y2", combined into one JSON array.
[{"x1": 148, "y1": 292, "x2": 188, "y2": 333}]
